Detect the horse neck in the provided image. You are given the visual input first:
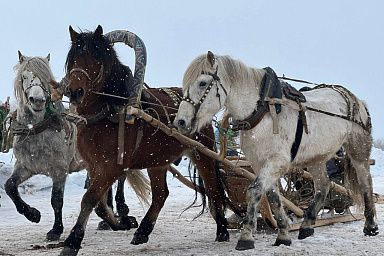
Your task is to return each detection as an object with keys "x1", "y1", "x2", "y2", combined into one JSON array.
[
  {"x1": 75, "y1": 94, "x2": 105, "y2": 116},
  {"x1": 224, "y1": 67, "x2": 265, "y2": 120}
]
